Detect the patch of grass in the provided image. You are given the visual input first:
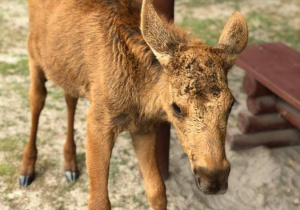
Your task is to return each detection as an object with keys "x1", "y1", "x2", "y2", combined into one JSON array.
[
  {"x1": 179, "y1": 0, "x2": 231, "y2": 7},
  {"x1": 0, "y1": 10, "x2": 28, "y2": 53},
  {"x1": 181, "y1": 17, "x2": 226, "y2": 46},
  {"x1": 0, "y1": 163, "x2": 16, "y2": 176},
  {"x1": 42, "y1": 158, "x2": 58, "y2": 169},
  {"x1": 131, "y1": 193, "x2": 149, "y2": 209},
  {"x1": 275, "y1": 27, "x2": 300, "y2": 51},
  {"x1": 179, "y1": 8, "x2": 300, "y2": 51},
  {"x1": 0, "y1": 156, "x2": 19, "y2": 192},
  {"x1": 111, "y1": 195, "x2": 127, "y2": 208},
  {"x1": 77, "y1": 152, "x2": 86, "y2": 169},
  {"x1": 0, "y1": 59, "x2": 29, "y2": 76},
  {"x1": 16, "y1": 0, "x2": 27, "y2": 4},
  {"x1": 109, "y1": 156, "x2": 127, "y2": 184},
  {"x1": 245, "y1": 11, "x2": 300, "y2": 50},
  {"x1": 0, "y1": 11, "x2": 4, "y2": 23},
  {"x1": 16, "y1": 115, "x2": 29, "y2": 122},
  {"x1": 57, "y1": 182, "x2": 77, "y2": 197},
  {"x1": 47, "y1": 88, "x2": 64, "y2": 100},
  {"x1": 45, "y1": 87, "x2": 65, "y2": 110},
  {"x1": 109, "y1": 158, "x2": 120, "y2": 184},
  {"x1": 45, "y1": 102, "x2": 65, "y2": 111},
  {"x1": 0, "y1": 136, "x2": 26, "y2": 153},
  {"x1": 12, "y1": 81, "x2": 29, "y2": 105}
]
